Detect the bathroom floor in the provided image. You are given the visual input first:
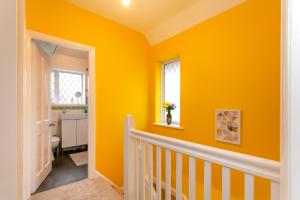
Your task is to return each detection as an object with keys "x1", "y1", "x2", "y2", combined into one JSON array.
[{"x1": 34, "y1": 149, "x2": 88, "y2": 194}]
